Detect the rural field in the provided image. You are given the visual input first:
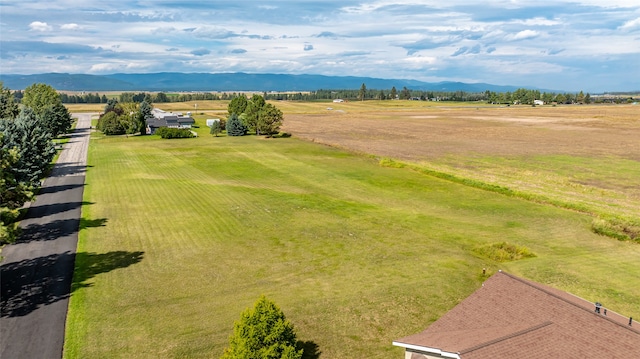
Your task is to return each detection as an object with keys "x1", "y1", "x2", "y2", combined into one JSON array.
[{"x1": 64, "y1": 101, "x2": 640, "y2": 358}]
